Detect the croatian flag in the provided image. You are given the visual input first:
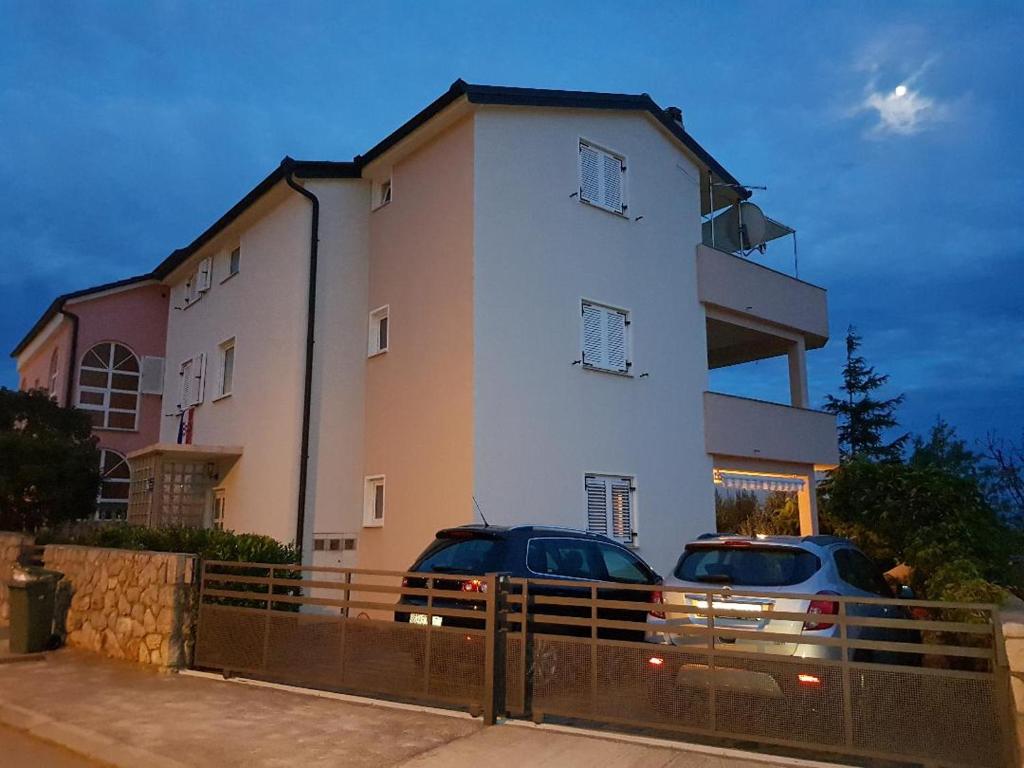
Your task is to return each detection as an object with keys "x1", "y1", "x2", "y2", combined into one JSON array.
[{"x1": 177, "y1": 407, "x2": 194, "y2": 445}]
